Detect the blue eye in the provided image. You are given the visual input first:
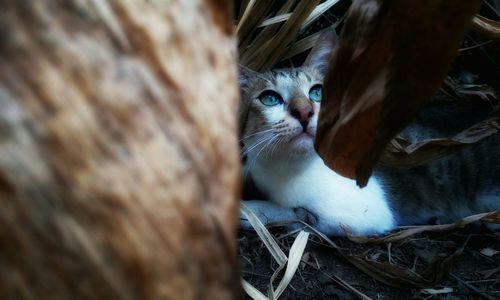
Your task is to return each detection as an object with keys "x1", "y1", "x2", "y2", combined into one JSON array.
[
  {"x1": 258, "y1": 90, "x2": 283, "y2": 106},
  {"x1": 309, "y1": 85, "x2": 322, "y2": 102}
]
